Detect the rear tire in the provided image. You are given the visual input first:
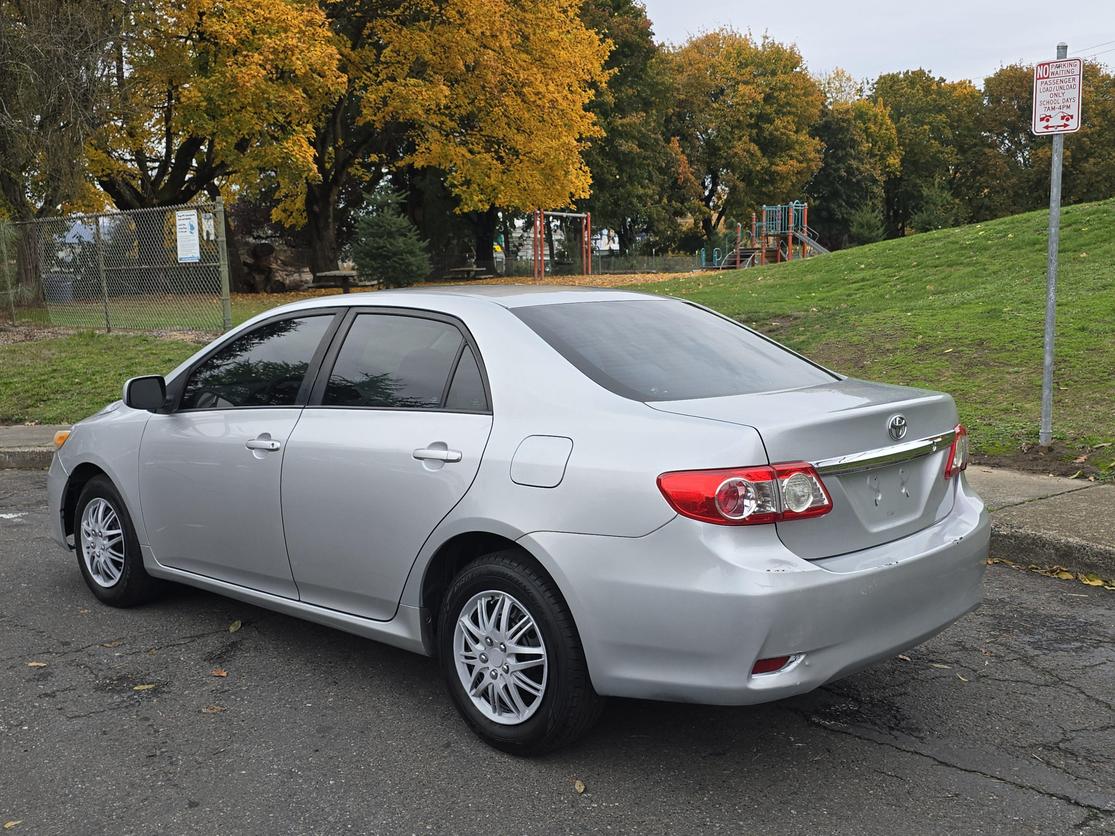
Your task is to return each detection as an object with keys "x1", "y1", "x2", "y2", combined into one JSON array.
[
  {"x1": 74, "y1": 475, "x2": 161, "y2": 607},
  {"x1": 438, "y1": 551, "x2": 604, "y2": 755}
]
